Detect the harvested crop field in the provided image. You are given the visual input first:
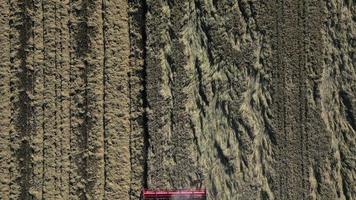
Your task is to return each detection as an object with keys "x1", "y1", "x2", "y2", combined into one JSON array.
[{"x1": 0, "y1": 0, "x2": 355, "y2": 199}]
